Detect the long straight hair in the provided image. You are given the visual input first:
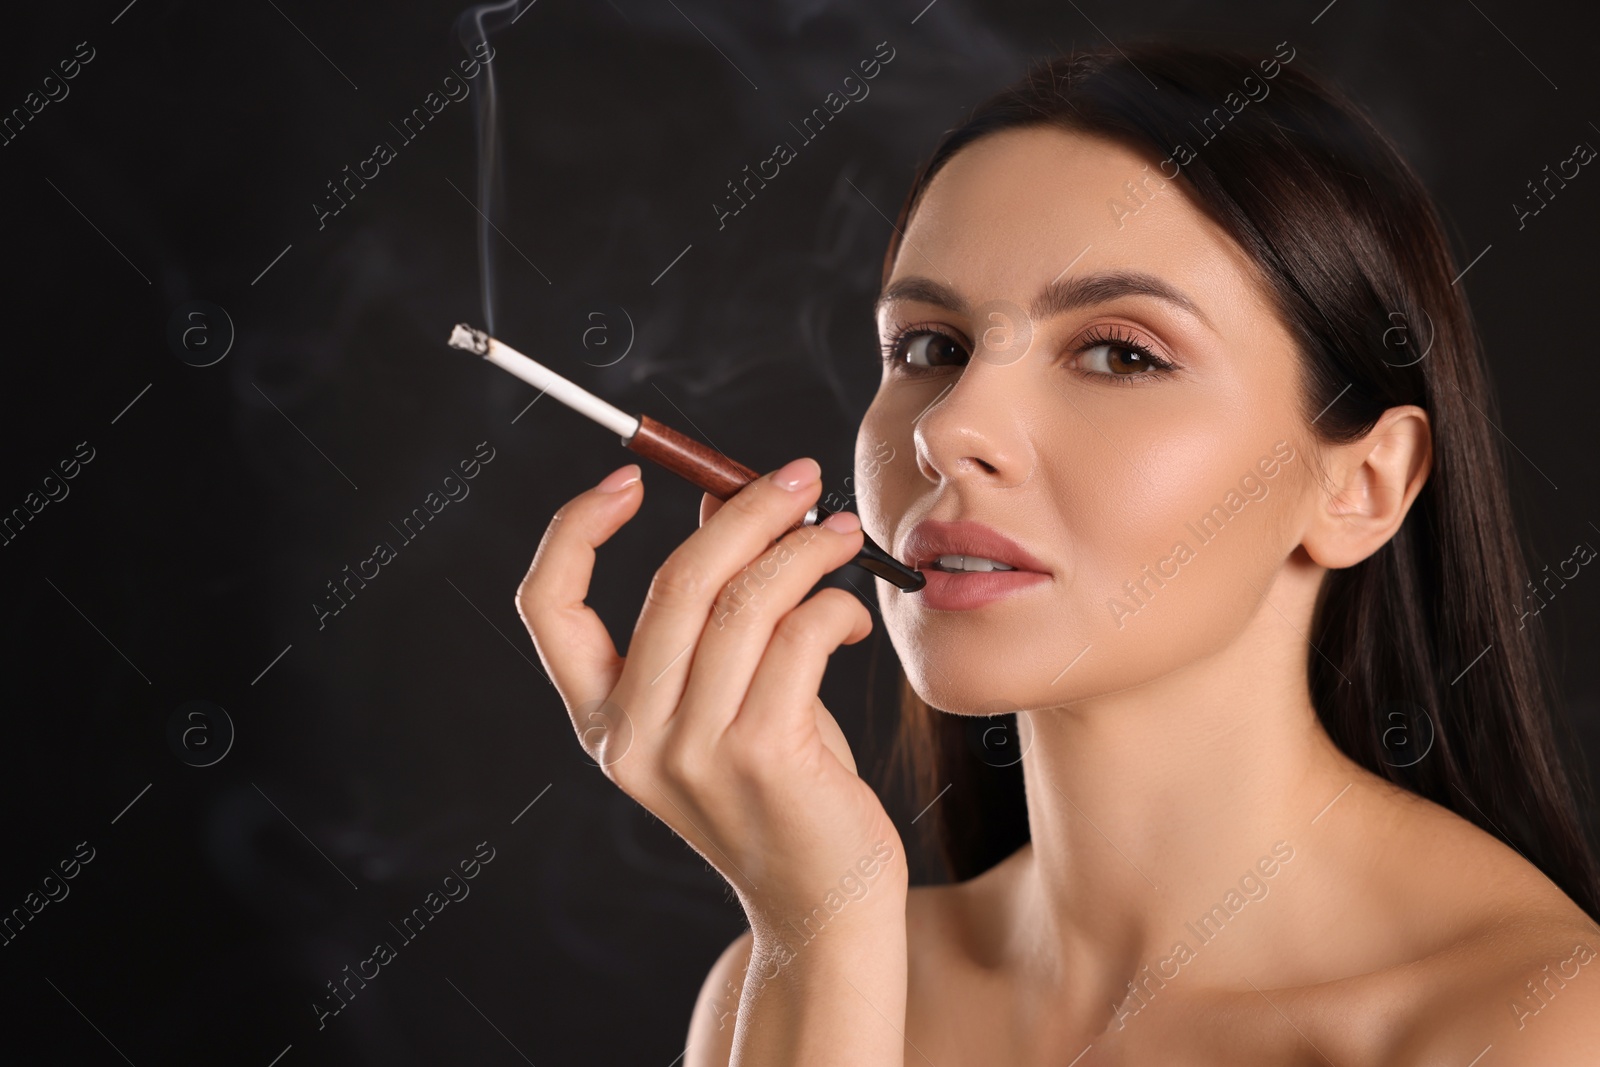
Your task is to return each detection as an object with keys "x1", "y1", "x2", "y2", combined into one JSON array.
[{"x1": 881, "y1": 41, "x2": 1600, "y2": 918}]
